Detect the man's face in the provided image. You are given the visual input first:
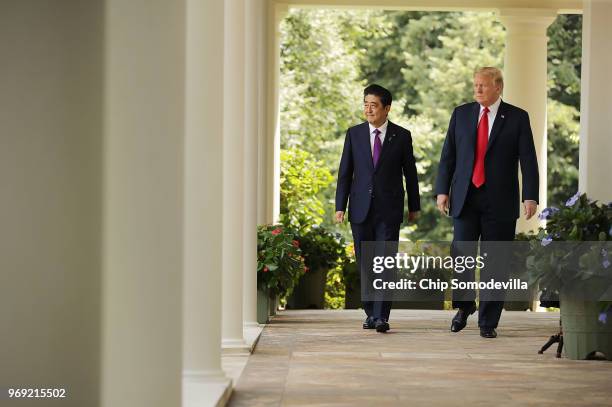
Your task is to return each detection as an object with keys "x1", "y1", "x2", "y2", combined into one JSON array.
[
  {"x1": 363, "y1": 94, "x2": 390, "y2": 126},
  {"x1": 473, "y1": 74, "x2": 502, "y2": 107}
]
